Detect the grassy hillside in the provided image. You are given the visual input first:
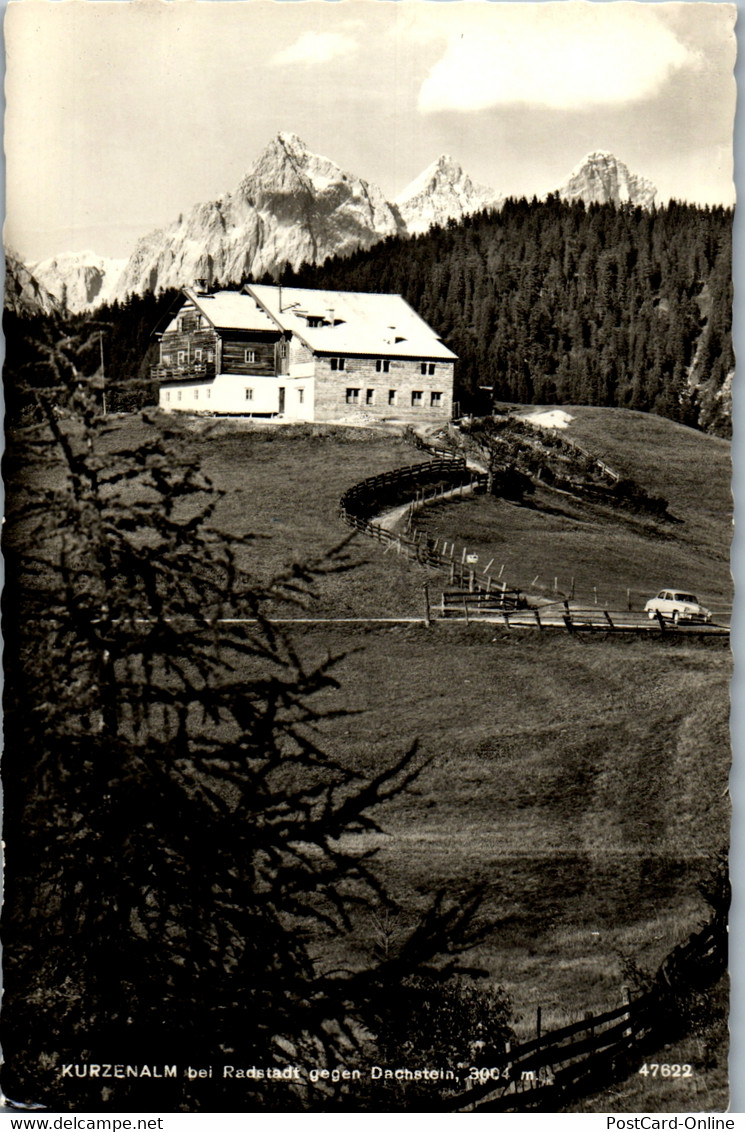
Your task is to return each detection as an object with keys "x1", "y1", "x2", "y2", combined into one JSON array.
[
  {"x1": 95, "y1": 406, "x2": 731, "y2": 618},
  {"x1": 413, "y1": 407, "x2": 732, "y2": 609},
  {"x1": 182, "y1": 407, "x2": 729, "y2": 1109},
  {"x1": 262, "y1": 624, "x2": 729, "y2": 1007},
  {"x1": 8, "y1": 408, "x2": 728, "y2": 1110}
]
